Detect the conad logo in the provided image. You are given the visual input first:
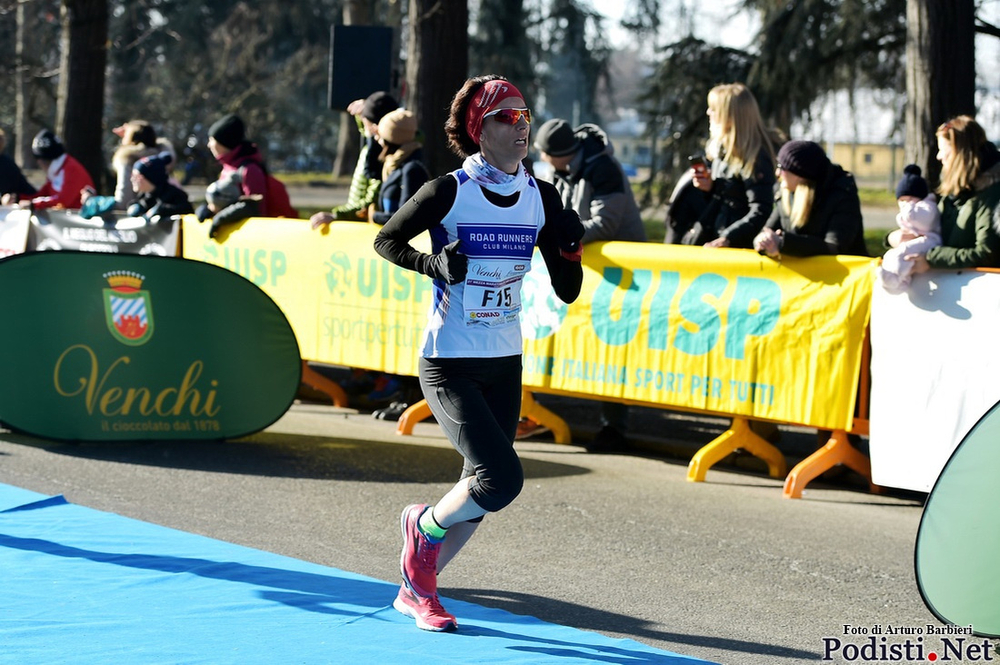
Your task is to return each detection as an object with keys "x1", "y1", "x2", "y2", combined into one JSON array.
[{"x1": 0, "y1": 252, "x2": 301, "y2": 441}]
